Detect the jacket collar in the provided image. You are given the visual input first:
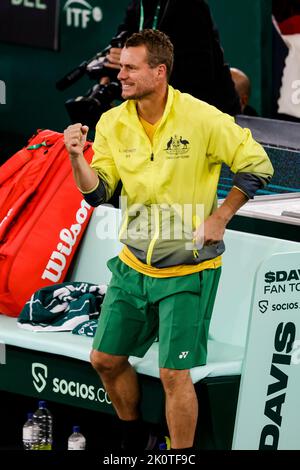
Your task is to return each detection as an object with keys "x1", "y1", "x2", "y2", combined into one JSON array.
[{"x1": 119, "y1": 85, "x2": 175, "y2": 131}]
